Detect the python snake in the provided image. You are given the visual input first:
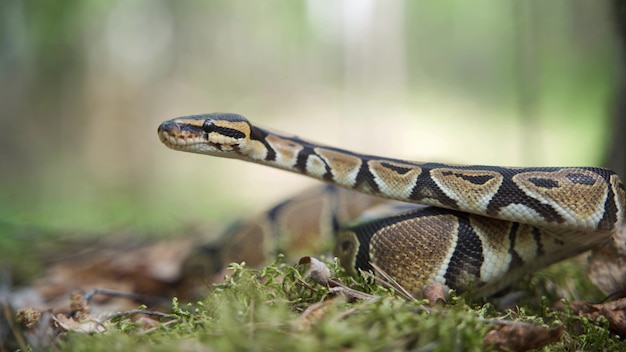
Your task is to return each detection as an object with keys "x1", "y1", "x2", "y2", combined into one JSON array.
[{"x1": 158, "y1": 113, "x2": 625, "y2": 296}]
